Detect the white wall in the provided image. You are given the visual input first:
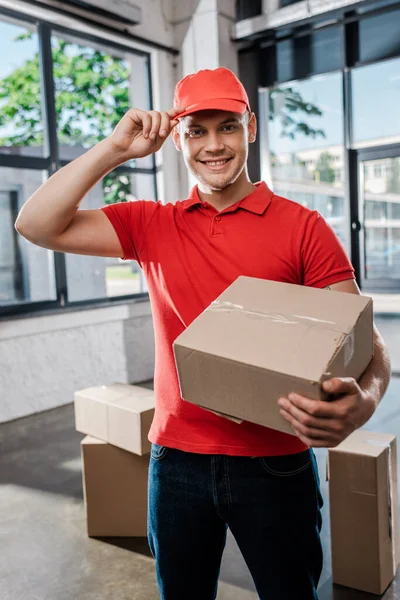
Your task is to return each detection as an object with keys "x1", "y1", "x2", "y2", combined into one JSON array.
[
  {"x1": 1, "y1": 0, "x2": 239, "y2": 423},
  {"x1": 0, "y1": 303, "x2": 155, "y2": 423}
]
